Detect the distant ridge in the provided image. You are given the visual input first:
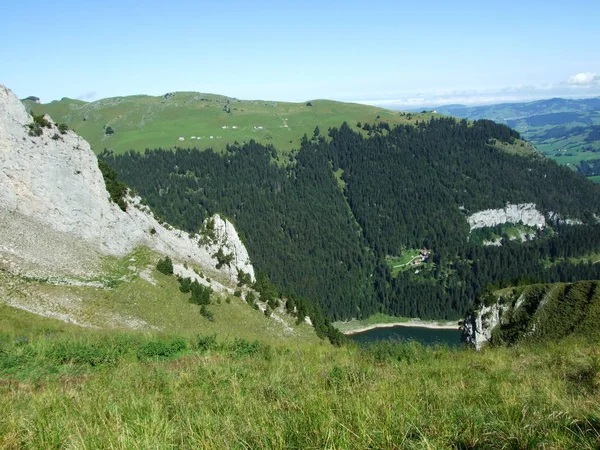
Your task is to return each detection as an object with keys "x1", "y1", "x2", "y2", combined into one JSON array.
[{"x1": 23, "y1": 91, "x2": 436, "y2": 155}]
